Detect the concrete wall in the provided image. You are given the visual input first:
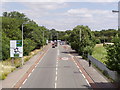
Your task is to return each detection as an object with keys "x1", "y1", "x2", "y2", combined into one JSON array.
[{"x1": 88, "y1": 55, "x2": 119, "y2": 81}]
